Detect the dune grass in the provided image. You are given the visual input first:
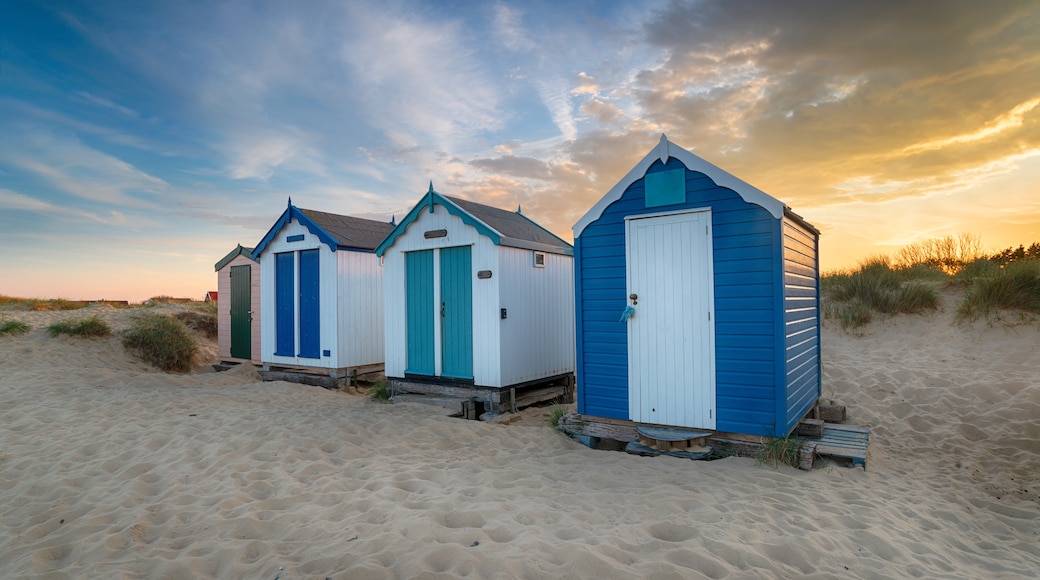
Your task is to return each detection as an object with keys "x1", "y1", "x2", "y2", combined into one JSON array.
[
  {"x1": 0, "y1": 320, "x2": 31, "y2": 336},
  {"x1": 121, "y1": 315, "x2": 199, "y2": 372},
  {"x1": 174, "y1": 301, "x2": 218, "y2": 340},
  {"x1": 46, "y1": 316, "x2": 112, "y2": 338},
  {"x1": 546, "y1": 402, "x2": 568, "y2": 428},
  {"x1": 367, "y1": 379, "x2": 390, "y2": 401},
  {"x1": 822, "y1": 257, "x2": 940, "y2": 329},
  {"x1": 957, "y1": 259, "x2": 1040, "y2": 322},
  {"x1": 758, "y1": 436, "x2": 800, "y2": 468},
  {"x1": 0, "y1": 295, "x2": 88, "y2": 311}
]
